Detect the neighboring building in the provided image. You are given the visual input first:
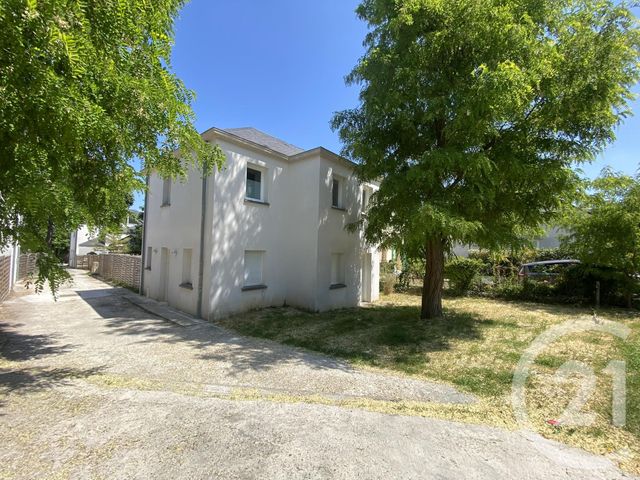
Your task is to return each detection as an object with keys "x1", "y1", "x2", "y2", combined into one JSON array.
[
  {"x1": 0, "y1": 243, "x2": 21, "y2": 302},
  {"x1": 69, "y1": 211, "x2": 141, "y2": 267},
  {"x1": 452, "y1": 226, "x2": 566, "y2": 258},
  {"x1": 533, "y1": 226, "x2": 564, "y2": 250},
  {"x1": 142, "y1": 127, "x2": 381, "y2": 319}
]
